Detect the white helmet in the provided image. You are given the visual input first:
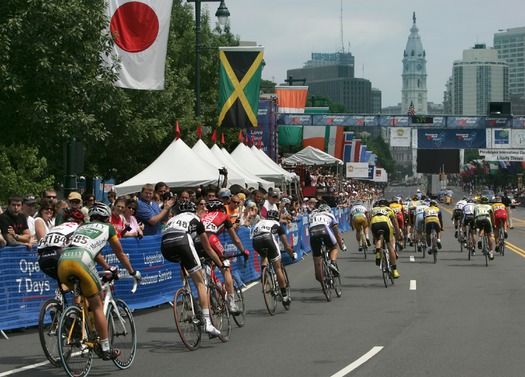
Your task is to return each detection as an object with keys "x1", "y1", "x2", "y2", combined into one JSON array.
[{"x1": 88, "y1": 202, "x2": 111, "y2": 219}]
